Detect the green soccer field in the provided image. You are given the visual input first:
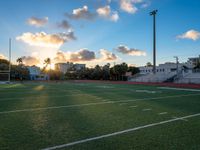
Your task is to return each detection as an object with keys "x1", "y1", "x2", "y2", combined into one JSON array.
[{"x1": 0, "y1": 82, "x2": 200, "y2": 150}]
